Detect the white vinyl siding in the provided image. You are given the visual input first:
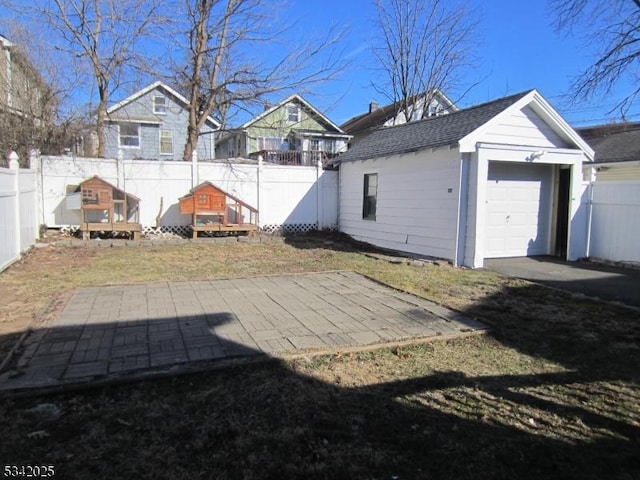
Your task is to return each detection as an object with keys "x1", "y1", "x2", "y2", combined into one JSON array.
[
  {"x1": 482, "y1": 106, "x2": 571, "y2": 148},
  {"x1": 340, "y1": 148, "x2": 461, "y2": 261},
  {"x1": 595, "y1": 164, "x2": 640, "y2": 182}
]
